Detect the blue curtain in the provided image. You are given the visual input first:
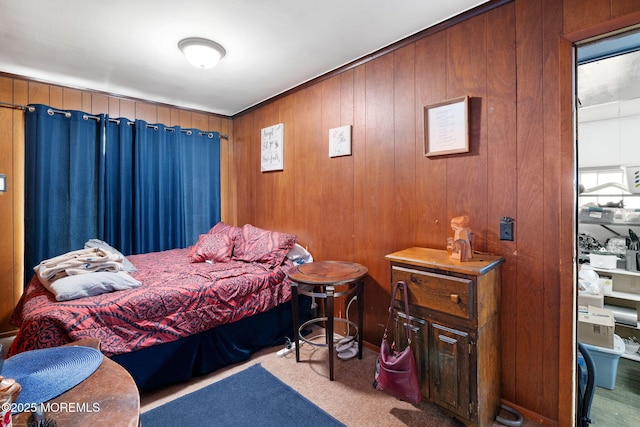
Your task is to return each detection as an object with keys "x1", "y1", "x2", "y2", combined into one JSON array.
[
  {"x1": 133, "y1": 121, "x2": 184, "y2": 253},
  {"x1": 24, "y1": 105, "x2": 221, "y2": 279},
  {"x1": 102, "y1": 117, "x2": 135, "y2": 255},
  {"x1": 178, "y1": 129, "x2": 221, "y2": 247},
  {"x1": 24, "y1": 105, "x2": 103, "y2": 278}
]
